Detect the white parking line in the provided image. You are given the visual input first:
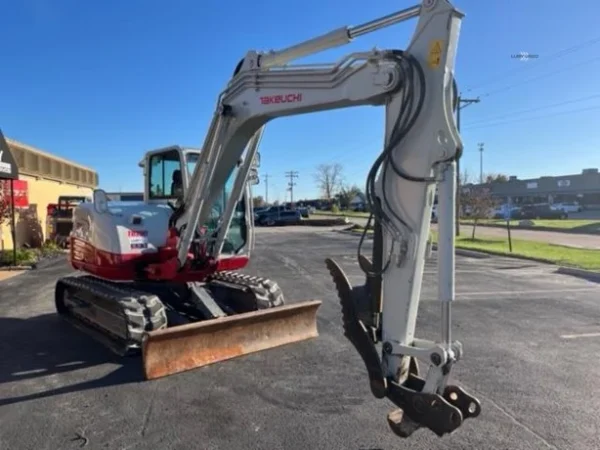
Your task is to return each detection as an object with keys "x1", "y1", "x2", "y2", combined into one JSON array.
[
  {"x1": 560, "y1": 332, "x2": 600, "y2": 340},
  {"x1": 455, "y1": 287, "x2": 600, "y2": 297},
  {"x1": 342, "y1": 277, "x2": 600, "y2": 298},
  {"x1": 422, "y1": 269, "x2": 551, "y2": 275}
]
